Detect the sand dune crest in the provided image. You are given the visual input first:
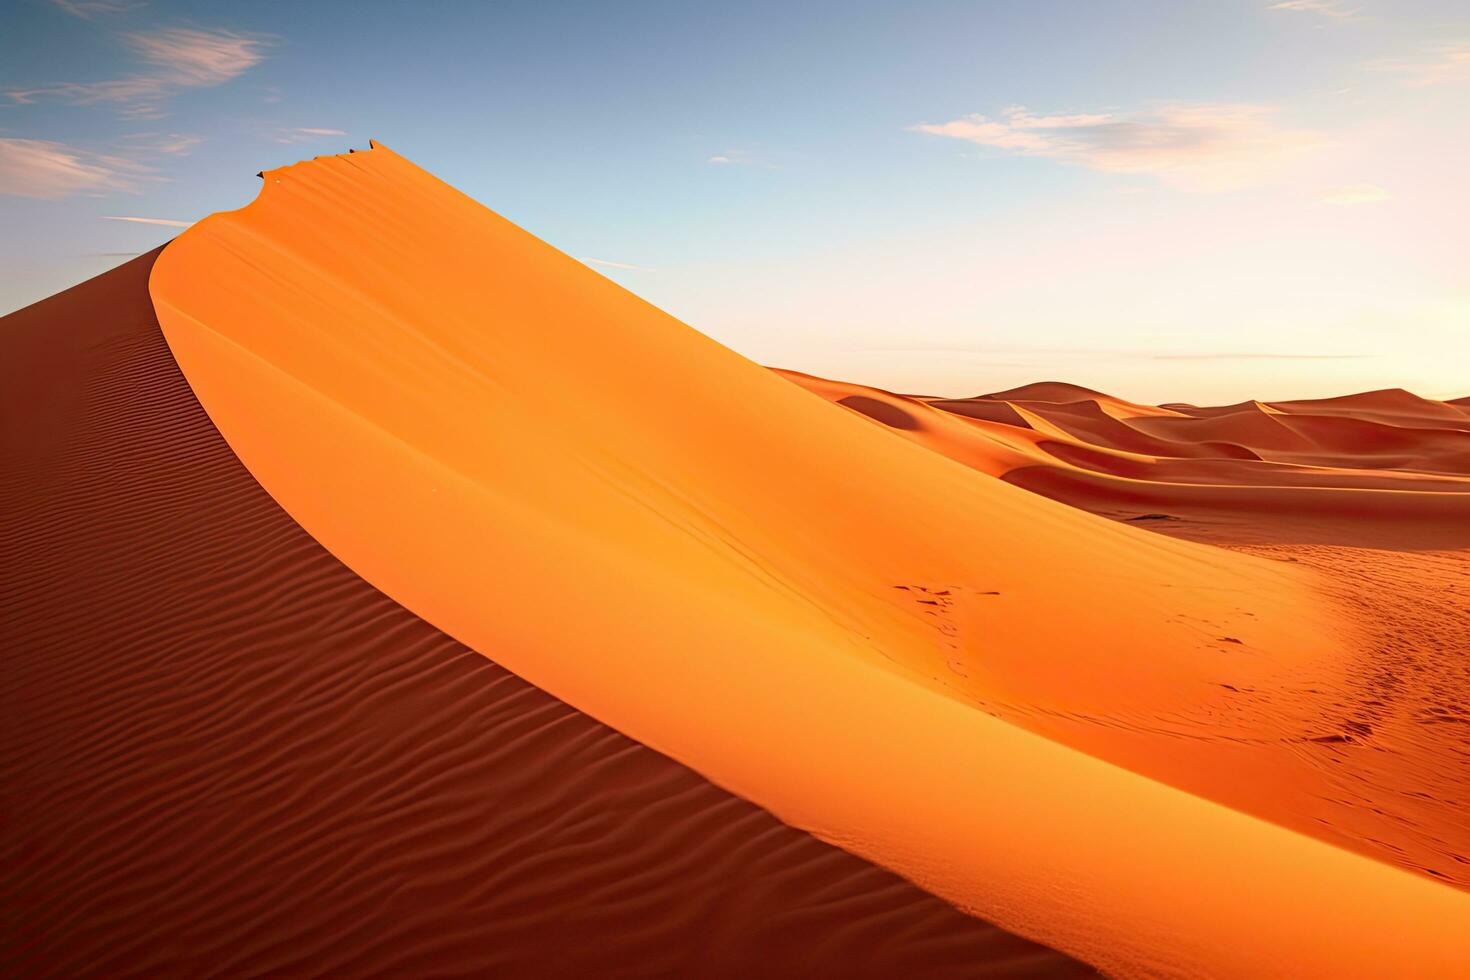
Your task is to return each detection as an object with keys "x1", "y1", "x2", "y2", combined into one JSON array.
[{"x1": 145, "y1": 144, "x2": 1470, "y2": 977}]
